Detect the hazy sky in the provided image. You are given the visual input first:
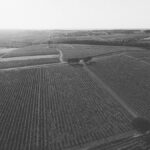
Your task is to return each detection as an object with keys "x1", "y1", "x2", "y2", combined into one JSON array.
[{"x1": 0, "y1": 0, "x2": 150, "y2": 29}]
